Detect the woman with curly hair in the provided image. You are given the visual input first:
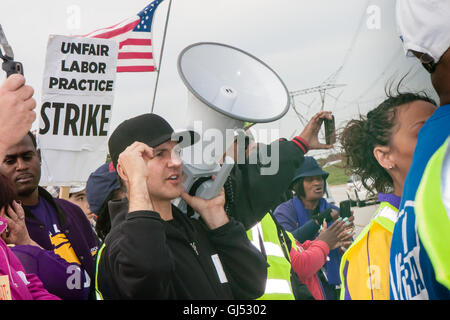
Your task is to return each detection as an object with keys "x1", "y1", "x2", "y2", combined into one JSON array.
[{"x1": 339, "y1": 89, "x2": 436, "y2": 300}]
